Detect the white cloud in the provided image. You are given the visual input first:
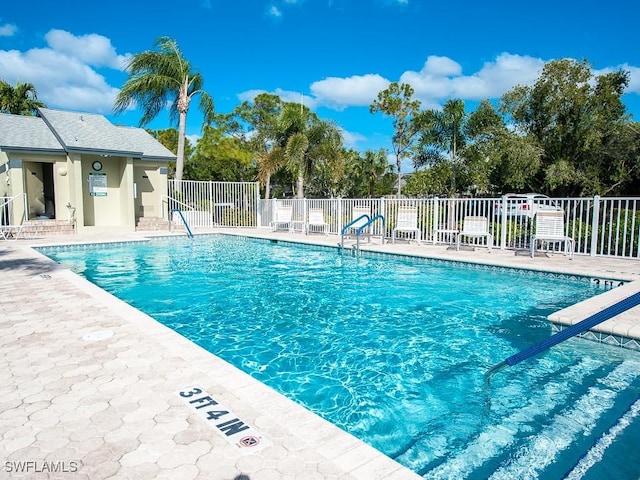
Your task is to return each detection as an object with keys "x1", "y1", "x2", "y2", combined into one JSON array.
[
  {"x1": 594, "y1": 64, "x2": 640, "y2": 95},
  {"x1": 45, "y1": 29, "x2": 129, "y2": 70},
  {"x1": 268, "y1": 5, "x2": 282, "y2": 17},
  {"x1": 624, "y1": 65, "x2": 640, "y2": 94},
  {"x1": 400, "y1": 53, "x2": 545, "y2": 105},
  {"x1": 340, "y1": 129, "x2": 367, "y2": 148},
  {"x1": 310, "y1": 74, "x2": 390, "y2": 110},
  {"x1": 237, "y1": 88, "x2": 319, "y2": 109},
  {"x1": 186, "y1": 133, "x2": 201, "y2": 145},
  {"x1": 0, "y1": 23, "x2": 17, "y2": 37},
  {"x1": 0, "y1": 29, "x2": 126, "y2": 113},
  {"x1": 237, "y1": 54, "x2": 545, "y2": 113}
]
